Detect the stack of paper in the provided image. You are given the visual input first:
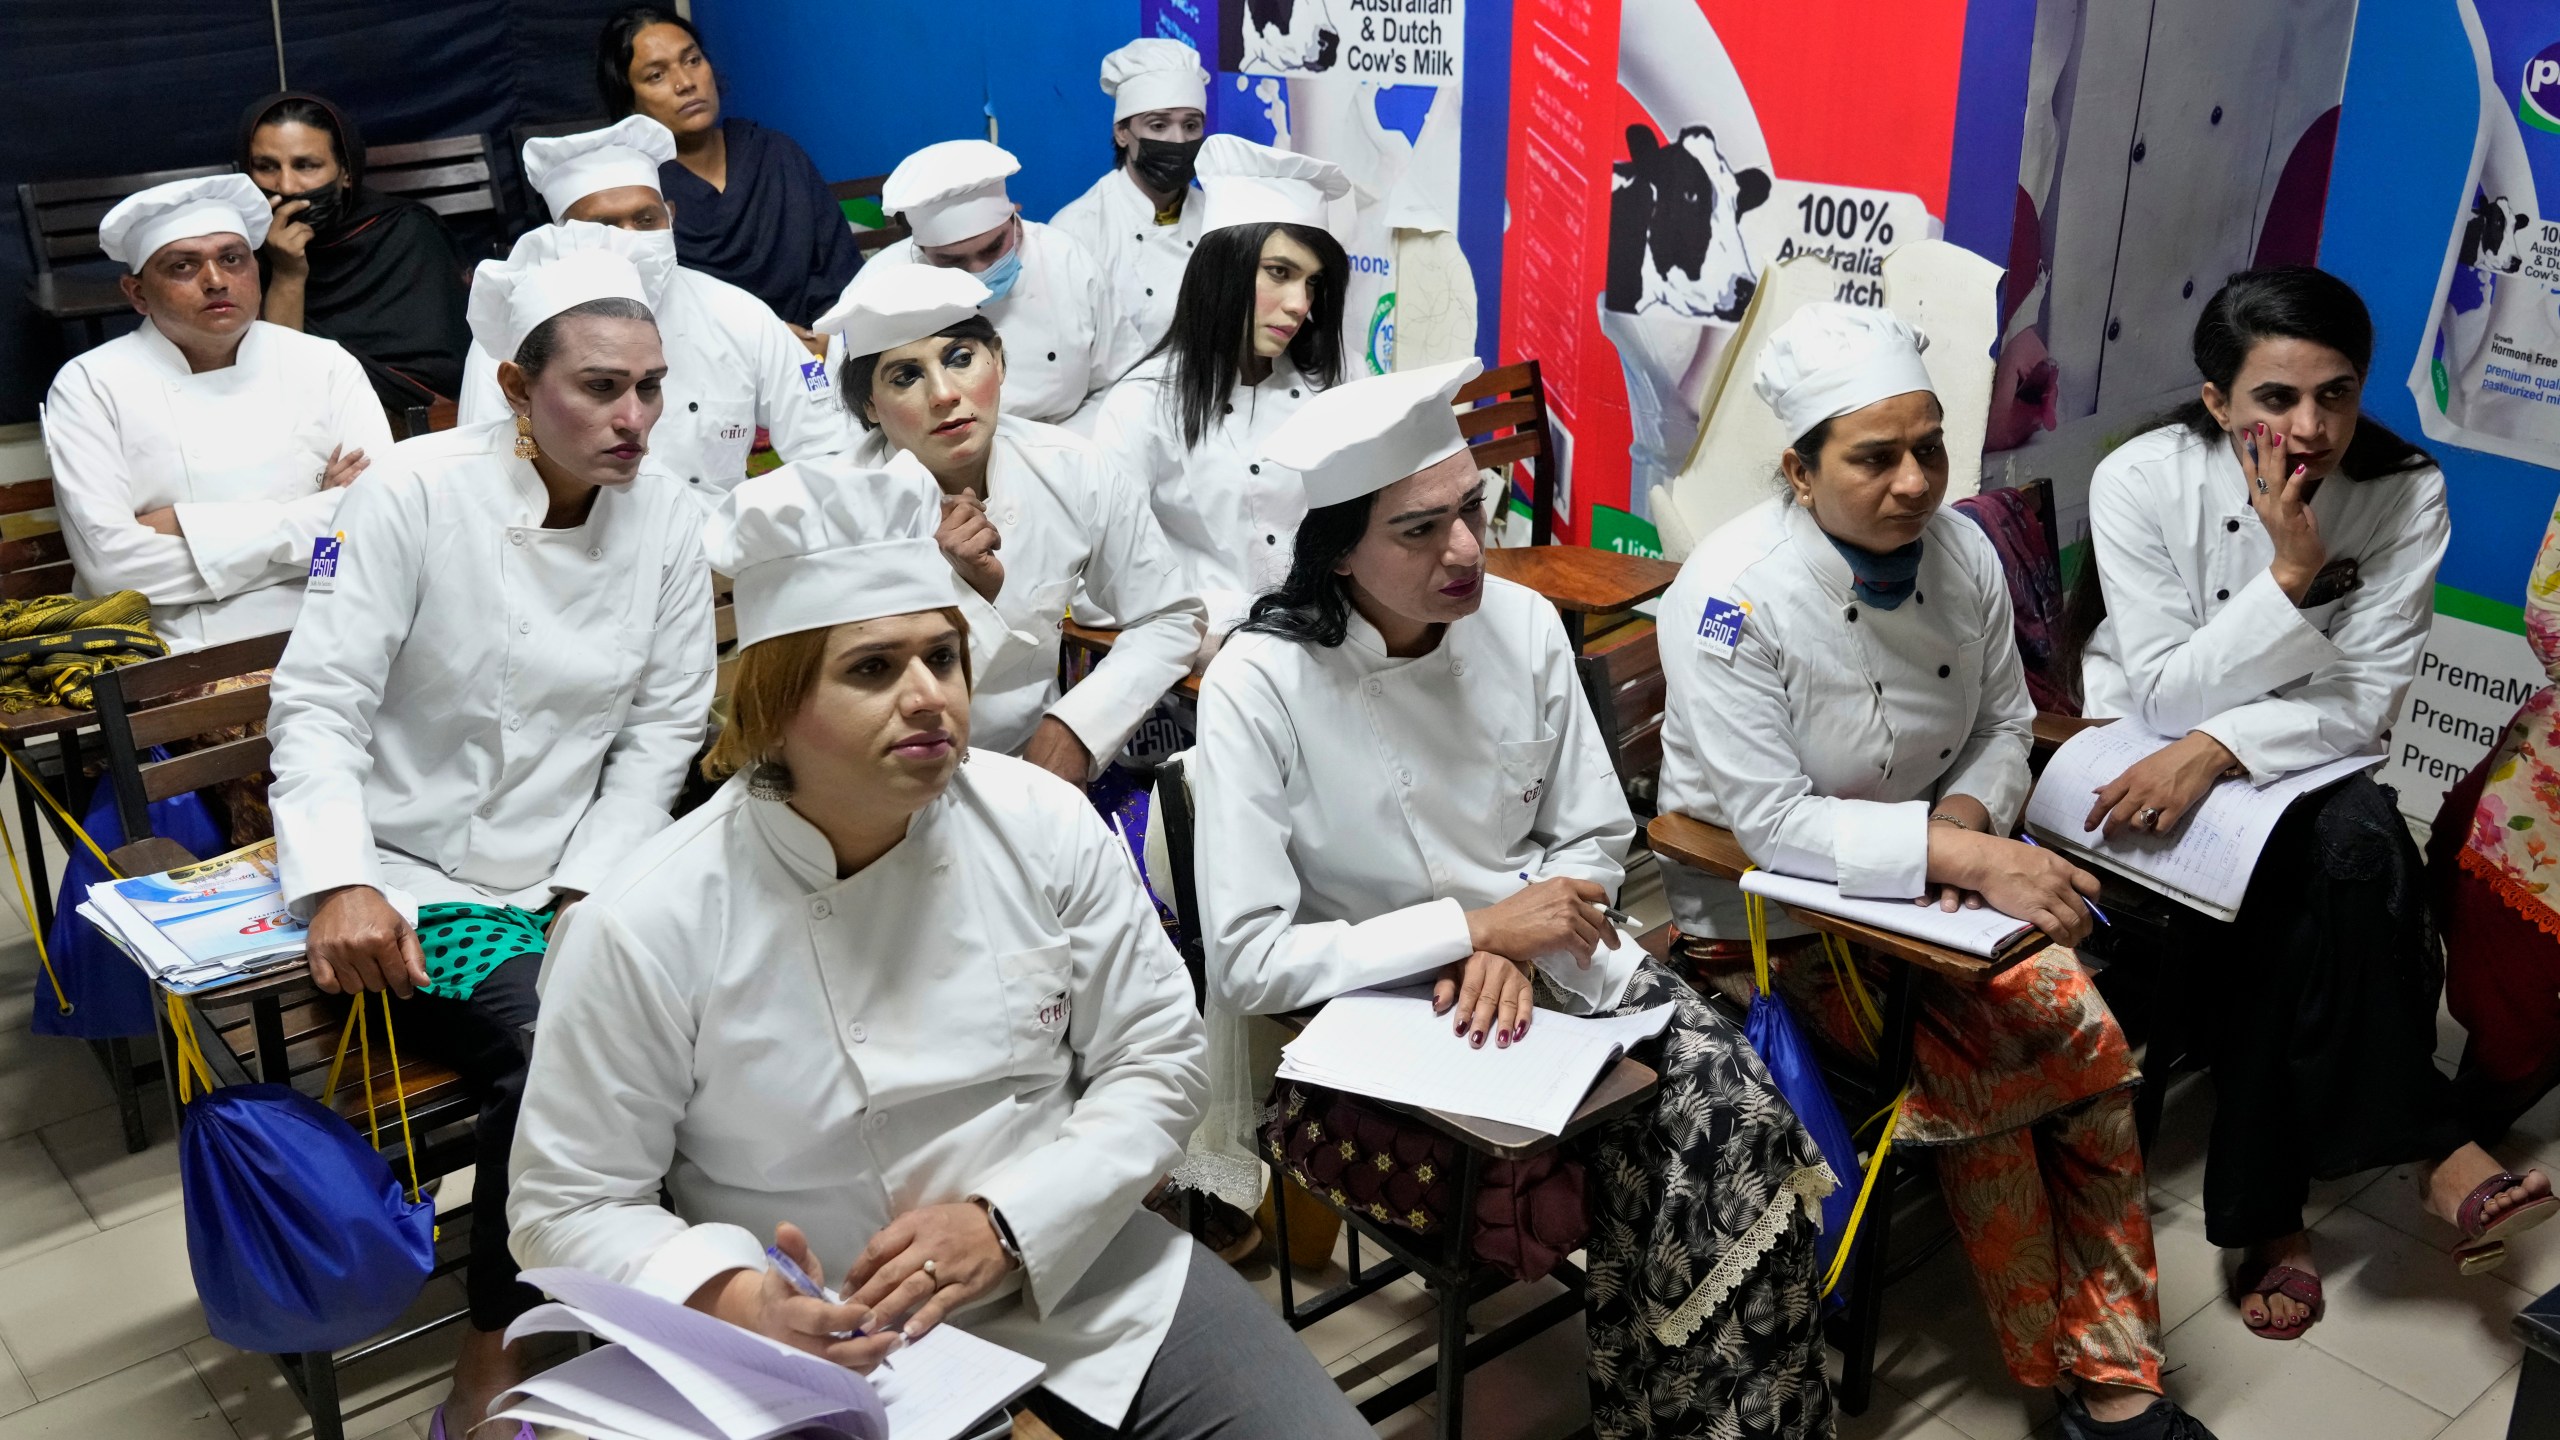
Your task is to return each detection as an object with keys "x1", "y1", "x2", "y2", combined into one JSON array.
[
  {"x1": 496, "y1": 1266, "x2": 1045, "y2": 1440},
  {"x1": 2023, "y1": 724, "x2": 2384, "y2": 921},
  {"x1": 1275, "y1": 988, "x2": 1675, "y2": 1136},
  {"x1": 1737, "y1": 868, "x2": 2045, "y2": 960},
  {"x1": 78, "y1": 839, "x2": 307, "y2": 993}
]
